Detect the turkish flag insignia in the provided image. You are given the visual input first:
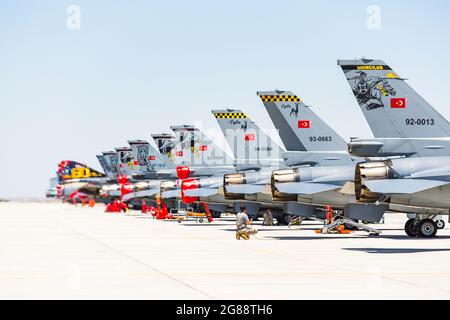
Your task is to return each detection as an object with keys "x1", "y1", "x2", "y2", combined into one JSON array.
[
  {"x1": 199, "y1": 145, "x2": 208, "y2": 151},
  {"x1": 390, "y1": 98, "x2": 406, "y2": 108},
  {"x1": 148, "y1": 155, "x2": 156, "y2": 161},
  {"x1": 176, "y1": 151, "x2": 184, "y2": 157},
  {"x1": 298, "y1": 120, "x2": 310, "y2": 128},
  {"x1": 245, "y1": 134, "x2": 255, "y2": 141}
]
